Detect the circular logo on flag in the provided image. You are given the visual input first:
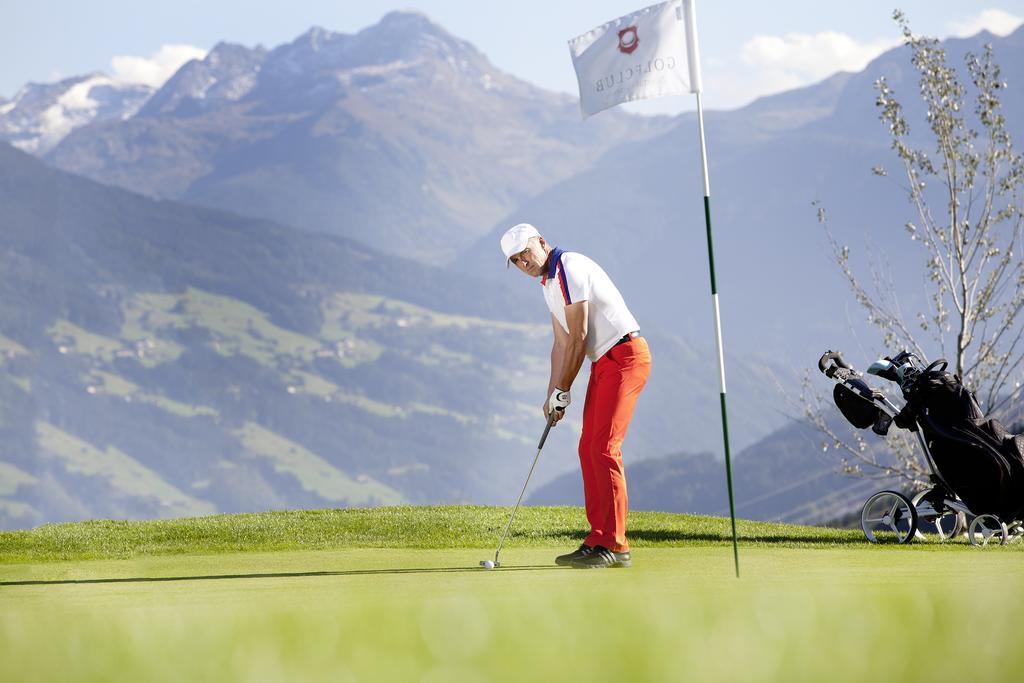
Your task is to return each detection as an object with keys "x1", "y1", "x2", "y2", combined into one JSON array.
[{"x1": 618, "y1": 26, "x2": 639, "y2": 54}]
